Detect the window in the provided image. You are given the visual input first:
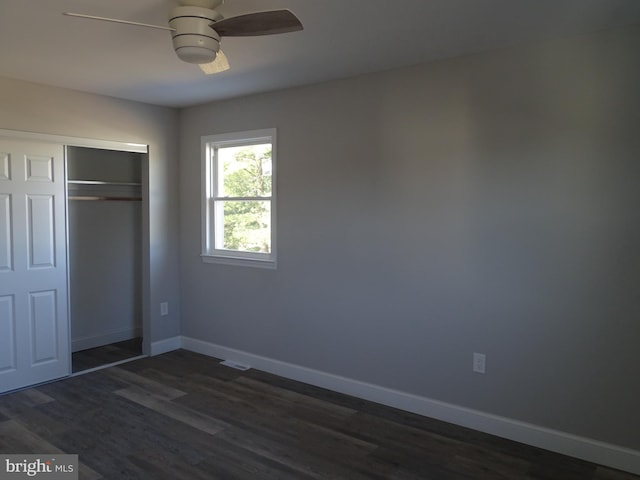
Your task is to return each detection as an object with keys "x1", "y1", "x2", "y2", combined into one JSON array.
[{"x1": 201, "y1": 129, "x2": 276, "y2": 268}]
